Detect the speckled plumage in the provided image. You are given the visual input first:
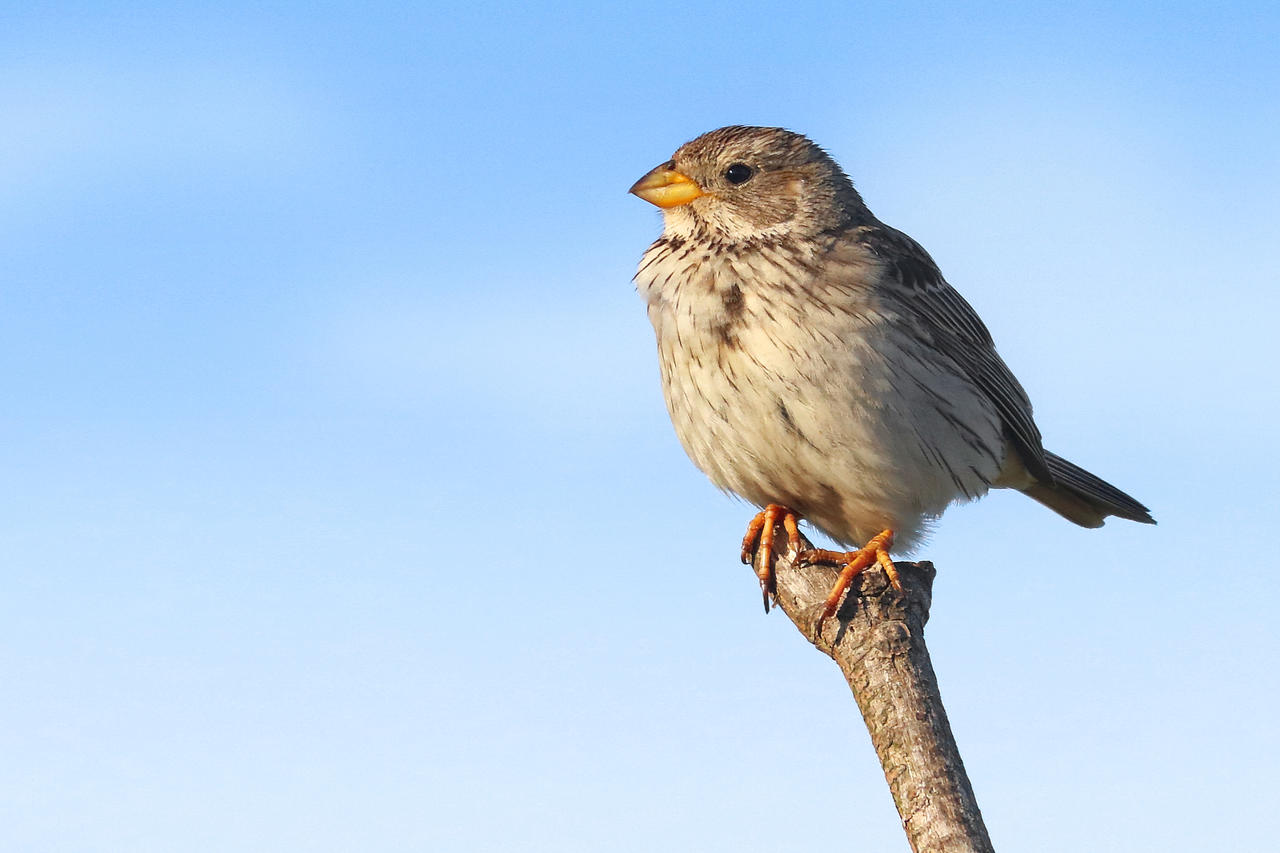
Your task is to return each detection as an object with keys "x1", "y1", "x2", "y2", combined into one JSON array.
[{"x1": 631, "y1": 126, "x2": 1152, "y2": 553}]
